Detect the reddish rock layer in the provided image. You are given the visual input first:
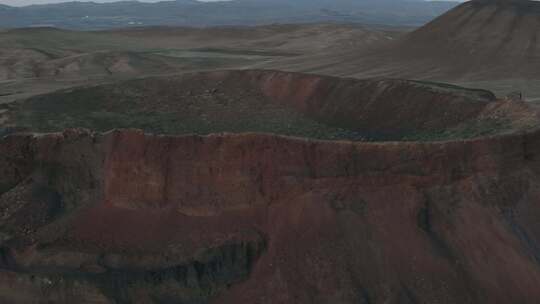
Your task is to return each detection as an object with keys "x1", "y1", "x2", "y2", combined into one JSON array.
[{"x1": 0, "y1": 128, "x2": 539, "y2": 303}]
